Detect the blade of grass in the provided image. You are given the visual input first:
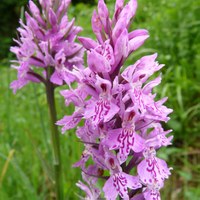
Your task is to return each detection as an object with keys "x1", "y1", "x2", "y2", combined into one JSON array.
[
  {"x1": 0, "y1": 152, "x2": 37, "y2": 197},
  {"x1": 26, "y1": 131, "x2": 54, "y2": 182},
  {"x1": 0, "y1": 149, "x2": 15, "y2": 188}
]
